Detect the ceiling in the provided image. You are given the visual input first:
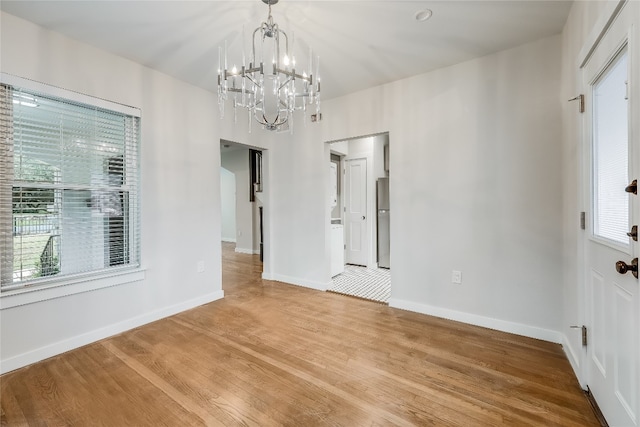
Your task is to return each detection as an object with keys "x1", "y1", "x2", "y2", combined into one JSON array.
[{"x1": 1, "y1": 1, "x2": 573, "y2": 101}]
